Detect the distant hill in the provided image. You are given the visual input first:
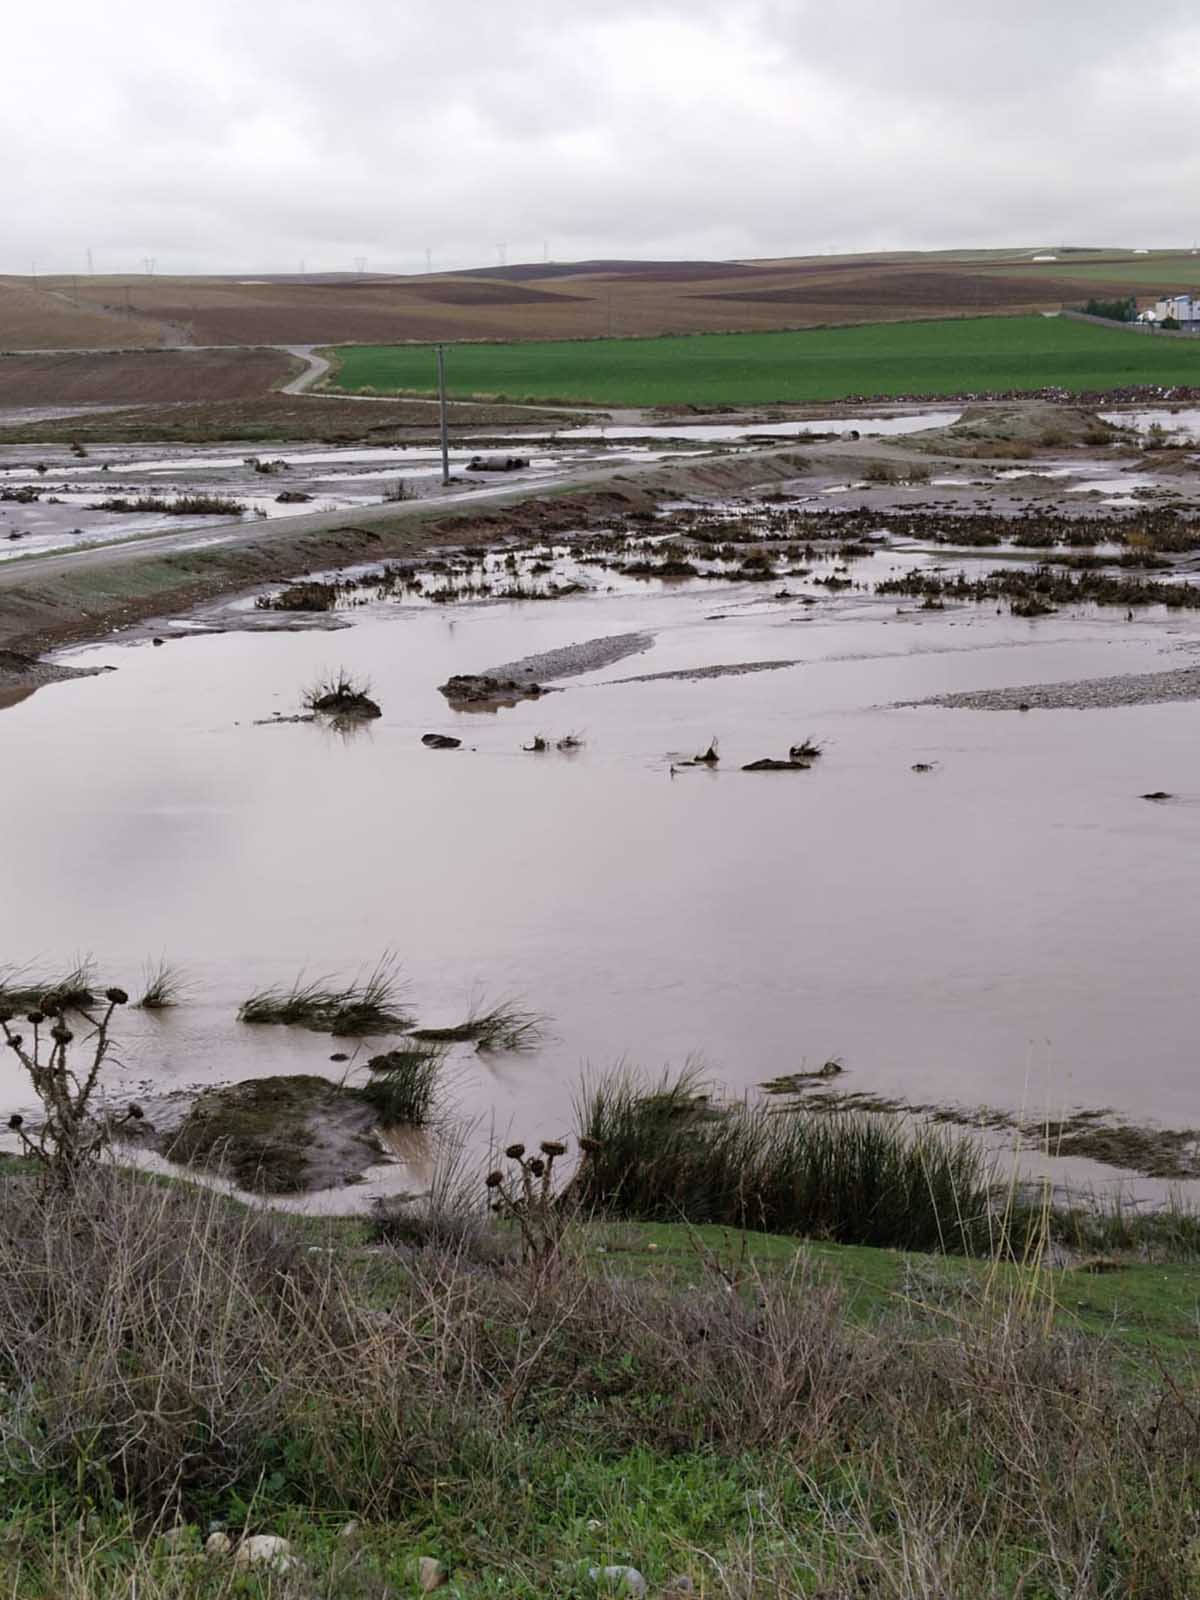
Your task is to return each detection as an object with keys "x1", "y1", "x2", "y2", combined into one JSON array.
[{"x1": 6, "y1": 248, "x2": 1199, "y2": 349}]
